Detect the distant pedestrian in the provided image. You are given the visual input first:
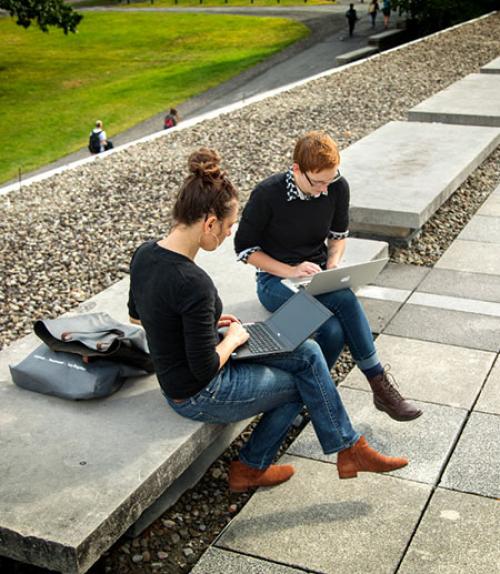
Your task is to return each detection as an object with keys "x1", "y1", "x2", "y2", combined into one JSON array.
[
  {"x1": 368, "y1": 0, "x2": 379, "y2": 28},
  {"x1": 382, "y1": 0, "x2": 391, "y2": 29},
  {"x1": 164, "y1": 108, "x2": 180, "y2": 130},
  {"x1": 345, "y1": 4, "x2": 359, "y2": 38},
  {"x1": 88, "y1": 120, "x2": 113, "y2": 154}
]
